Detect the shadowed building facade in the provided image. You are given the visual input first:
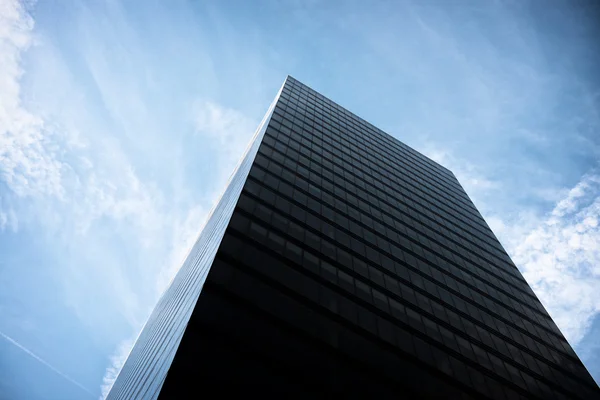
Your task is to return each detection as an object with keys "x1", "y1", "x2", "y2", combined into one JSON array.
[{"x1": 107, "y1": 76, "x2": 600, "y2": 399}]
